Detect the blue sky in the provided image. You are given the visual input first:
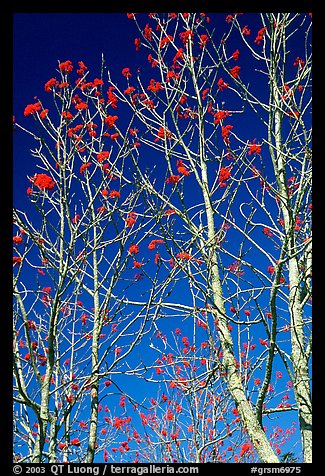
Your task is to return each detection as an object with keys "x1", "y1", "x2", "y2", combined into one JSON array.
[
  {"x1": 13, "y1": 13, "x2": 135, "y2": 206},
  {"x1": 12, "y1": 12, "x2": 312, "y2": 463}
]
